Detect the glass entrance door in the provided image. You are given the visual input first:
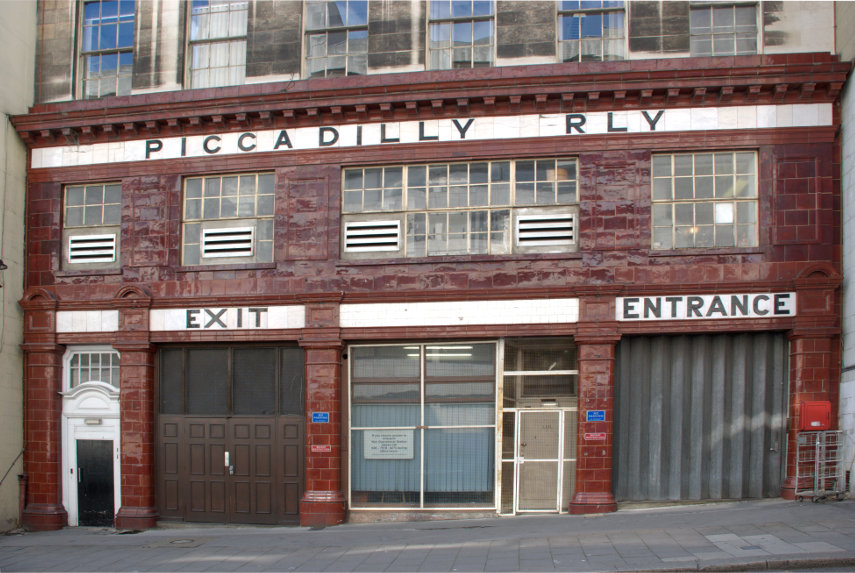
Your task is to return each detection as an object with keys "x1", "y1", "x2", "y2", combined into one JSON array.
[{"x1": 517, "y1": 410, "x2": 562, "y2": 511}]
